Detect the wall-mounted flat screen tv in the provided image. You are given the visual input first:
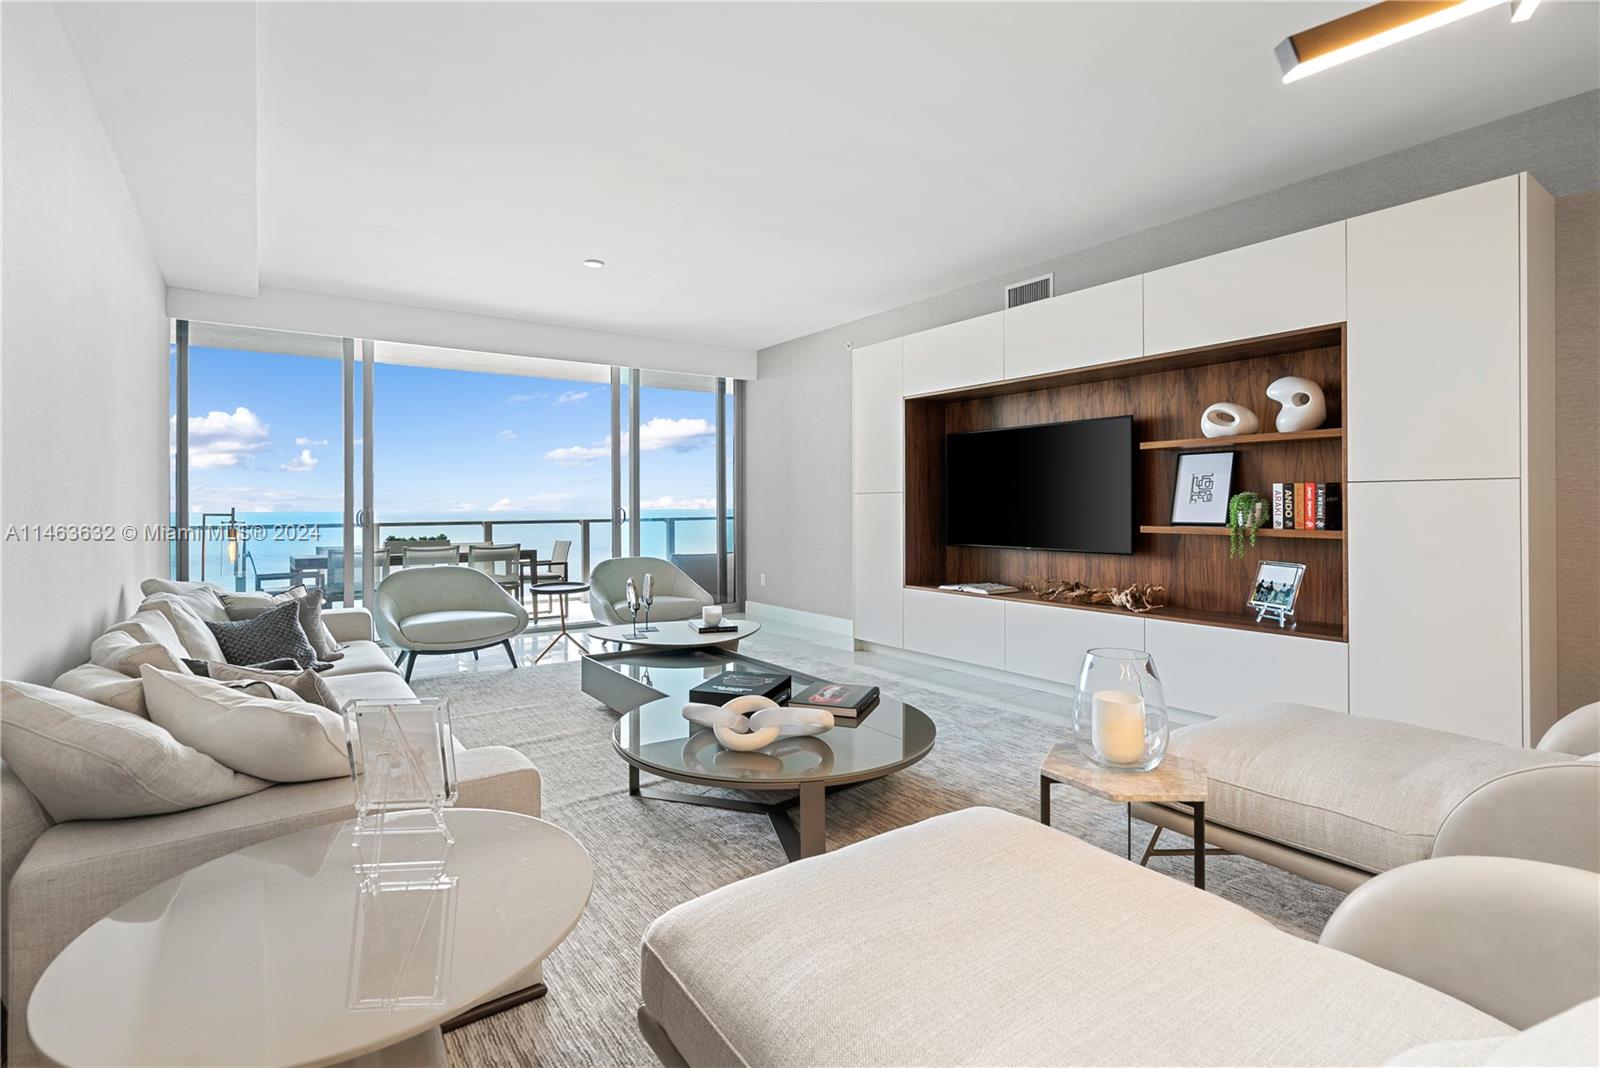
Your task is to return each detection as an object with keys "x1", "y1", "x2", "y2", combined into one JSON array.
[{"x1": 944, "y1": 415, "x2": 1135, "y2": 554}]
